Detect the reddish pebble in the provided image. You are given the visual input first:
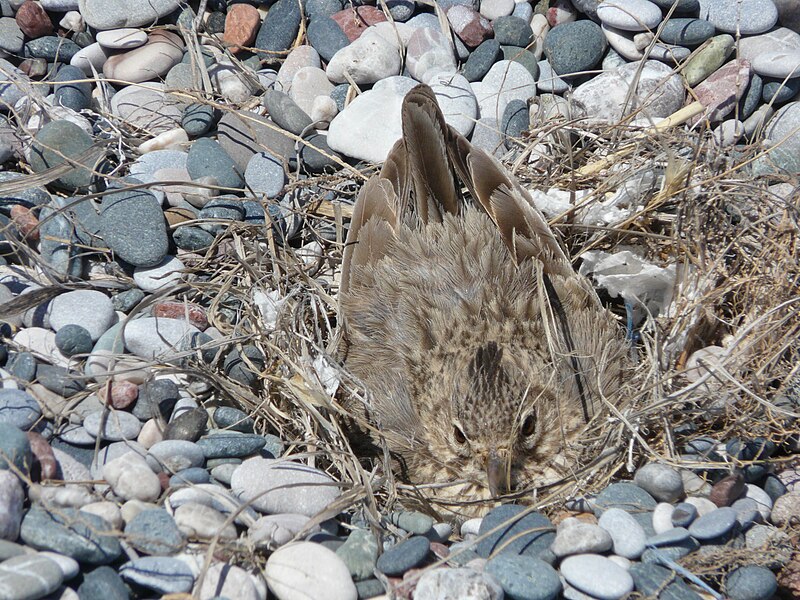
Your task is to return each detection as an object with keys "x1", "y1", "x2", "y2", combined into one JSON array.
[
  {"x1": 710, "y1": 473, "x2": 746, "y2": 507},
  {"x1": 10, "y1": 205, "x2": 40, "y2": 243},
  {"x1": 224, "y1": 3, "x2": 261, "y2": 53},
  {"x1": 331, "y1": 6, "x2": 387, "y2": 42},
  {"x1": 19, "y1": 57, "x2": 48, "y2": 78},
  {"x1": 110, "y1": 381, "x2": 139, "y2": 410},
  {"x1": 430, "y1": 542, "x2": 449, "y2": 559},
  {"x1": 689, "y1": 59, "x2": 751, "y2": 125},
  {"x1": 158, "y1": 471, "x2": 170, "y2": 490},
  {"x1": 446, "y1": 5, "x2": 492, "y2": 48},
  {"x1": 26, "y1": 431, "x2": 58, "y2": 481},
  {"x1": 16, "y1": 1, "x2": 53, "y2": 38},
  {"x1": 152, "y1": 301, "x2": 209, "y2": 331}
]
